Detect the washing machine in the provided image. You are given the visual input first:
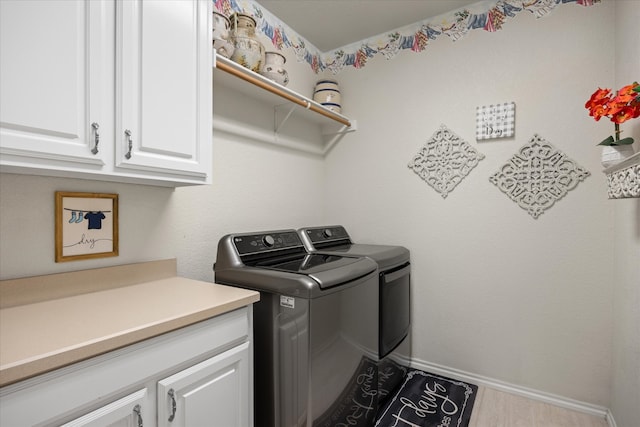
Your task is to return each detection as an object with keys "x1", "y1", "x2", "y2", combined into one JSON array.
[
  {"x1": 214, "y1": 229, "x2": 379, "y2": 427},
  {"x1": 299, "y1": 225, "x2": 411, "y2": 405}
]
